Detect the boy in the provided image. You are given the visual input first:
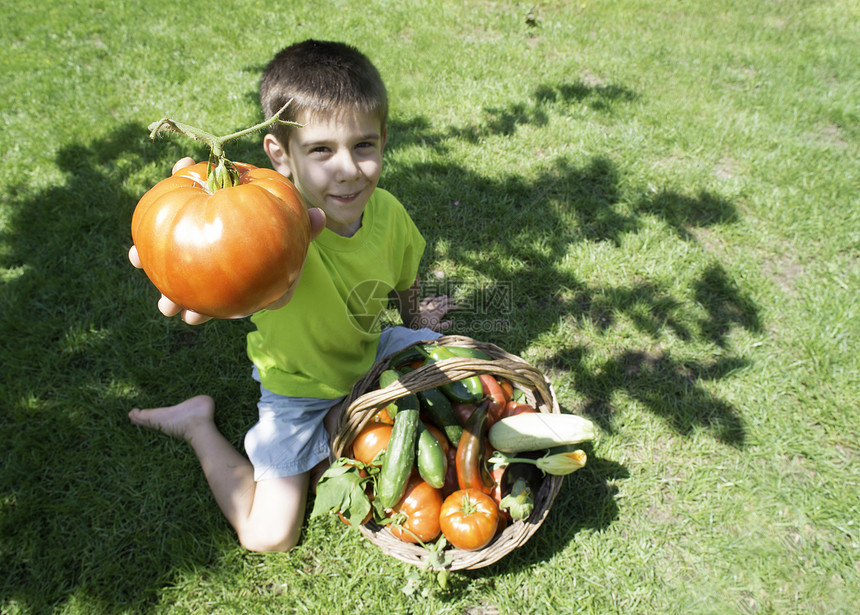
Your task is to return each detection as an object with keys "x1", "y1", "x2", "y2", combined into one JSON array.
[{"x1": 127, "y1": 40, "x2": 454, "y2": 552}]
